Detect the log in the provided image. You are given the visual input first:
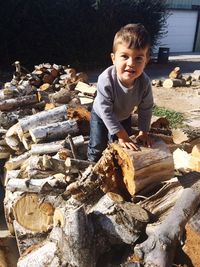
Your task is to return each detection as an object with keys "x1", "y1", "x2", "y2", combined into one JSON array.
[
  {"x1": 65, "y1": 157, "x2": 94, "y2": 173},
  {"x1": 0, "y1": 94, "x2": 39, "y2": 111},
  {"x1": 48, "y1": 88, "x2": 72, "y2": 104},
  {"x1": 5, "y1": 151, "x2": 31, "y2": 170},
  {"x1": 192, "y1": 70, "x2": 200, "y2": 80},
  {"x1": 18, "y1": 105, "x2": 68, "y2": 136},
  {"x1": 163, "y1": 78, "x2": 186, "y2": 88},
  {"x1": 12, "y1": 193, "x2": 54, "y2": 232},
  {"x1": 134, "y1": 172, "x2": 200, "y2": 267},
  {"x1": 6, "y1": 175, "x2": 67, "y2": 193},
  {"x1": 5, "y1": 123, "x2": 23, "y2": 151},
  {"x1": 0, "y1": 145, "x2": 13, "y2": 159},
  {"x1": 75, "y1": 81, "x2": 96, "y2": 96},
  {"x1": 89, "y1": 192, "x2": 149, "y2": 245},
  {"x1": 29, "y1": 119, "x2": 79, "y2": 143},
  {"x1": 13, "y1": 220, "x2": 49, "y2": 255},
  {"x1": 54, "y1": 205, "x2": 95, "y2": 267},
  {"x1": 139, "y1": 179, "x2": 183, "y2": 220},
  {"x1": 30, "y1": 140, "x2": 69, "y2": 155},
  {"x1": 17, "y1": 241, "x2": 60, "y2": 267},
  {"x1": 95, "y1": 136, "x2": 174, "y2": 197}
]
